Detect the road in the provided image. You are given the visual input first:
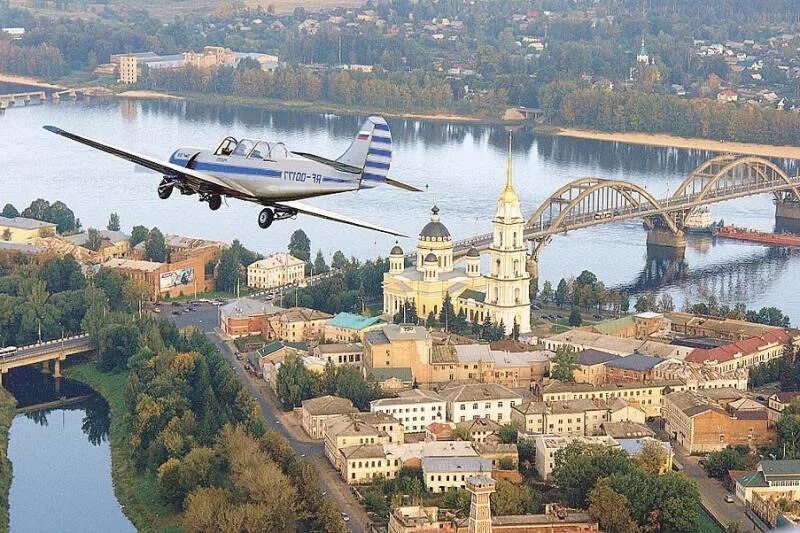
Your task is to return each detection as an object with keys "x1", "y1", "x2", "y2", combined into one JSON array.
[
  {"x1": 679, "y1": 454, "x2": 762, "y2": 532},
  {"x1": 163, "y1": 302, "x2": 371, "y2": 533}
]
